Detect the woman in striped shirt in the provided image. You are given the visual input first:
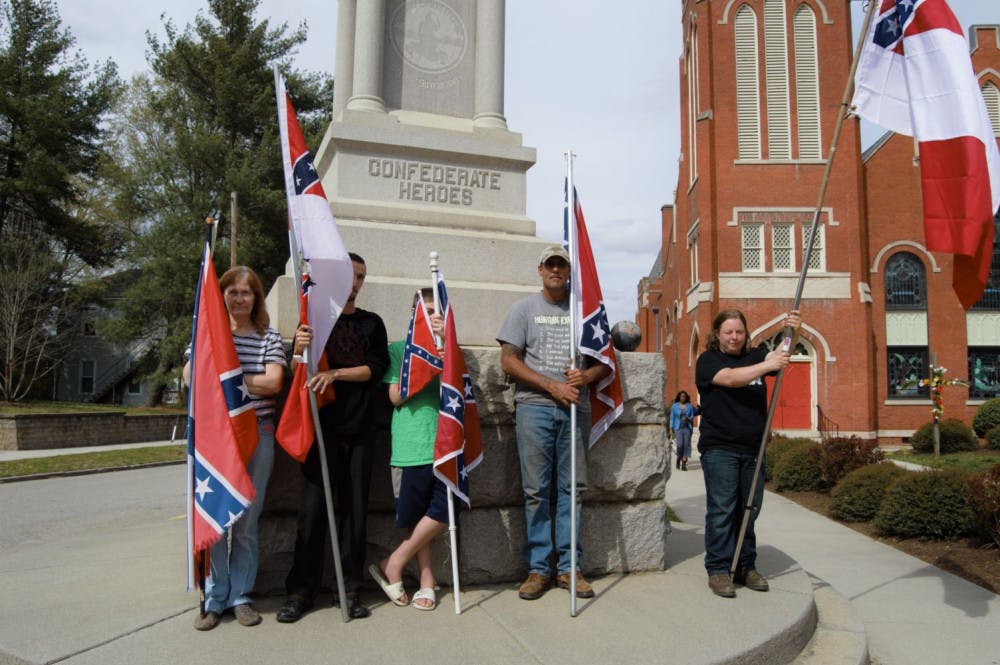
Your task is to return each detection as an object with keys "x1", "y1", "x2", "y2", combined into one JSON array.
[{"x1": 185, "y1": 266, "x2": 286, "y2": 630}]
